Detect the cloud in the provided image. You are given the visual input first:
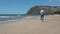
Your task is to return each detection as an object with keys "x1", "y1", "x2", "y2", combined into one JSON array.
[
  {"x1": 55, "y1": 0, "x2": 60, "y2": 1},
  {"x1": 49, "y1": 0, "x2": 52, "y2": 2},
  {"x1": 53, "y1": 0, "x2": 60, "y2": 3},
  {"x1": 49, "y1": 0, "x2": 60, "y2": 2}
]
